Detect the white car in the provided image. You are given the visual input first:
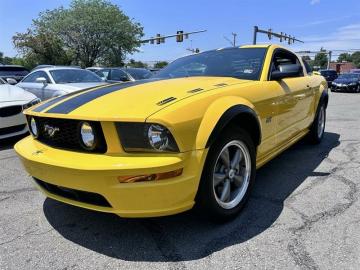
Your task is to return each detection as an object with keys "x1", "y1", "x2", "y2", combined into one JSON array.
[
  {"x1": 17, "y1": 67, "x2": 107, "y2": 101},
  {"x1": 0, "y1": 78, "x2": 40, "y2": 140}
]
